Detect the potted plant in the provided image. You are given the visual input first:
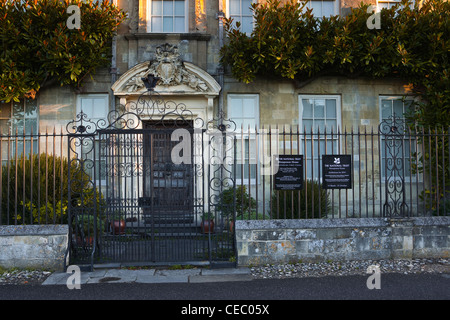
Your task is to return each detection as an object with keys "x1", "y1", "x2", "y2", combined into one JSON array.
[
  {"x1": 109, "y1": 212, "x2": 126, "y2": 235},
  {"x1": 200, "y1": 212, "x2": 215, "y2": 234},
  {"x1": 75, "y1": 214, "x2": 104, "y2": 246},
  {"x1": 220, "y1": 186, "x2": 257, "y2": 232}
]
